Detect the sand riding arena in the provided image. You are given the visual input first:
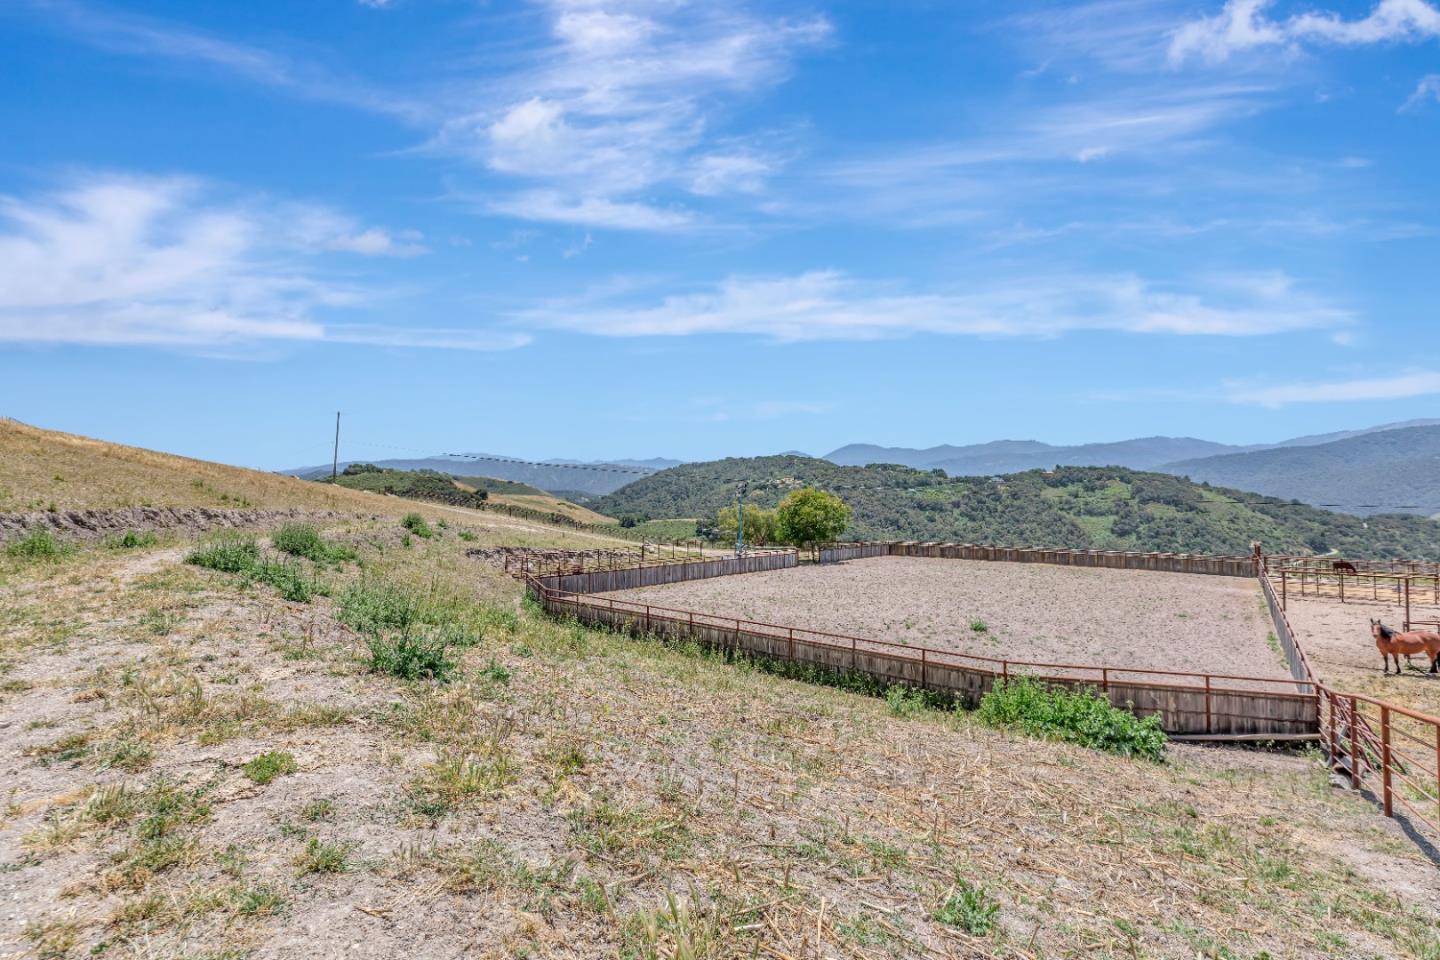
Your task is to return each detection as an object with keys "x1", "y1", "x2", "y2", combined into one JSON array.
[{"x1": 524, "y1": 544, "x2": 1318, "y2": 740}]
